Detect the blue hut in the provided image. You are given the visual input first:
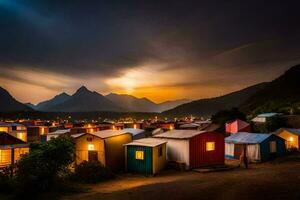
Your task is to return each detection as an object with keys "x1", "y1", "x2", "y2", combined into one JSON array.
[{"x1": 225, "y1": 132, "x2": 285, "y2": 162}]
